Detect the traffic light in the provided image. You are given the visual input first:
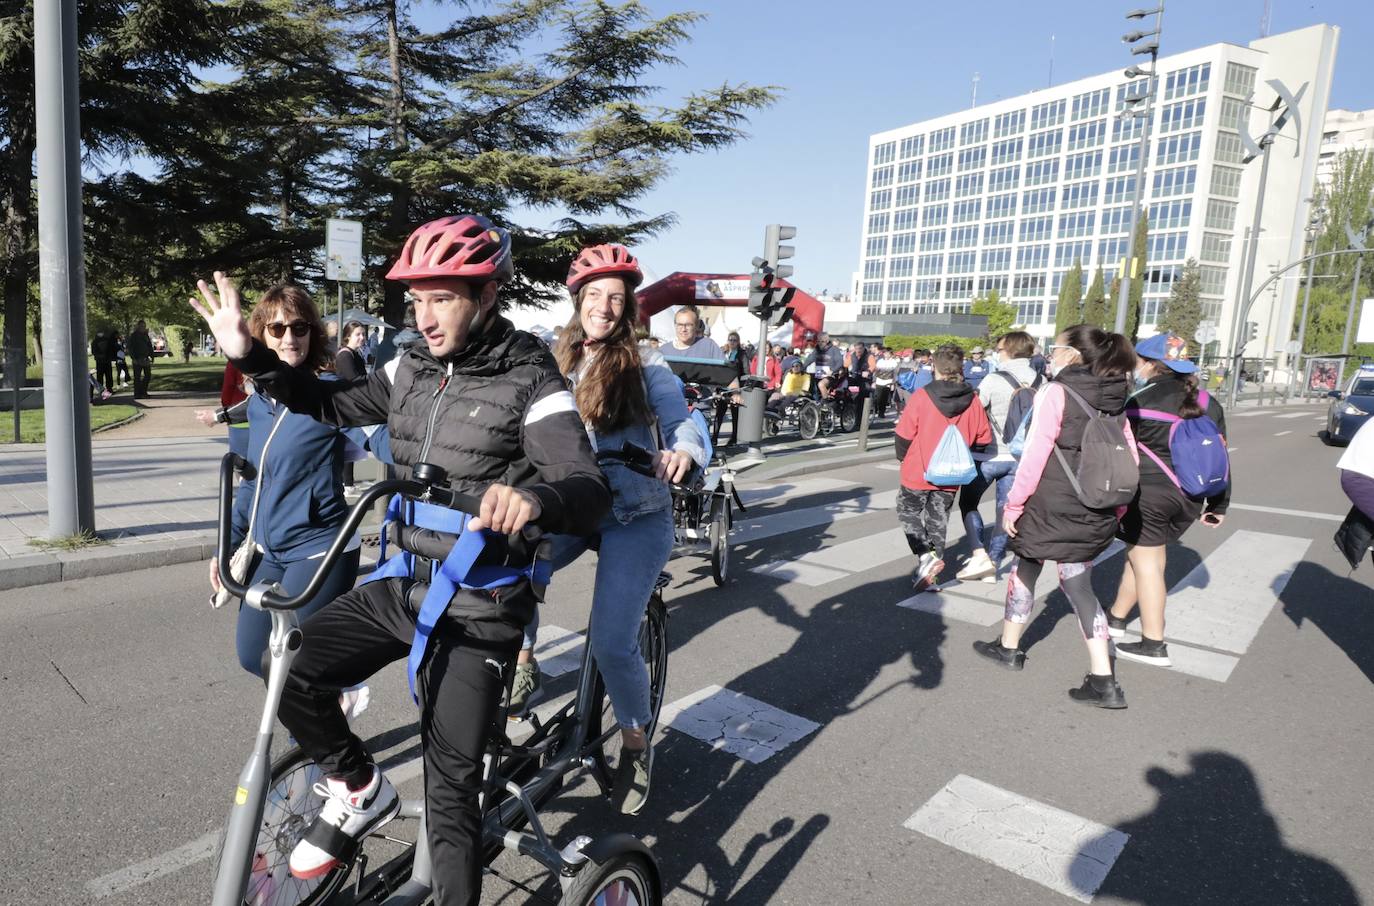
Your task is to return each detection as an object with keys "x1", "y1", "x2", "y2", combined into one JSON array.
[
  {"x1": 1246, "y1": 321, "x2": 1258, "y2": 342},
  {"x1": 764, "y1": 224, "x2": 796, "y2": 280},
  {"x1": 747, "y1": 259, "x2": 776, "y2": 317}
]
